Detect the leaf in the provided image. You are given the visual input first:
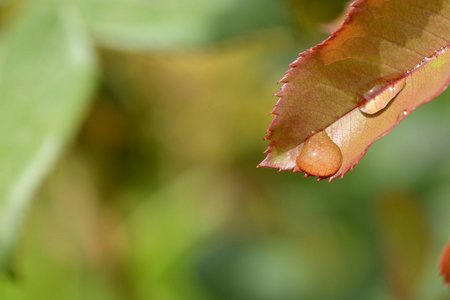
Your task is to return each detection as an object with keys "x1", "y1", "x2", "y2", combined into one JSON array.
[
  {"x1": 74, "y1": 0, "x2": 290, "y2": 51},
  {"x1": 0, "y1": 0, "x2": 96, "y2": 272},
  {"x1": 441, "y1": 240, "x2": 450, "y2": 285},
  {"x1": 259, "y1": 0, "x2": 450, "y2": 181}
]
